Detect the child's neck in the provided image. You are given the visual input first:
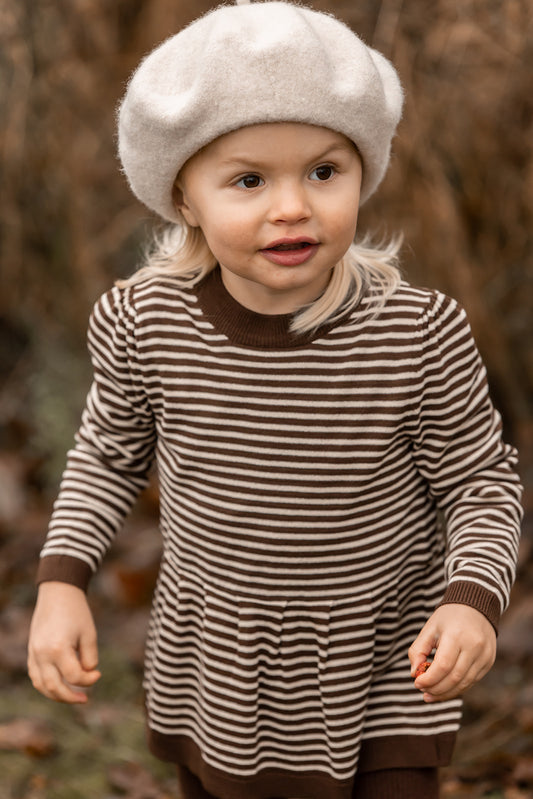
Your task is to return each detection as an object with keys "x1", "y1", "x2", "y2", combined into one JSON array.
[{"x1": 219, "y1": 265, "x2": 331, "y2": 316}]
